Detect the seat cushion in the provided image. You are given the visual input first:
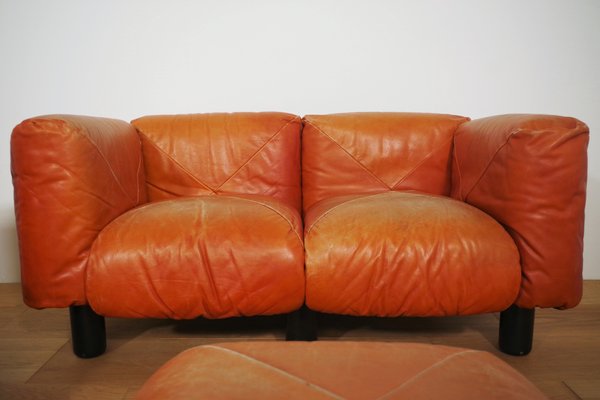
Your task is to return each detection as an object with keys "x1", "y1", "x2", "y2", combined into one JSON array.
[
  {"x1": 304, "y1": 191, "x2": 521, "y2": 316},
  {"x1": 135, "y1": 342, "x2": 548, "y2": 400},
  {"x1": 86, "y1": 195, "x2": 304, "y2": 319}
]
